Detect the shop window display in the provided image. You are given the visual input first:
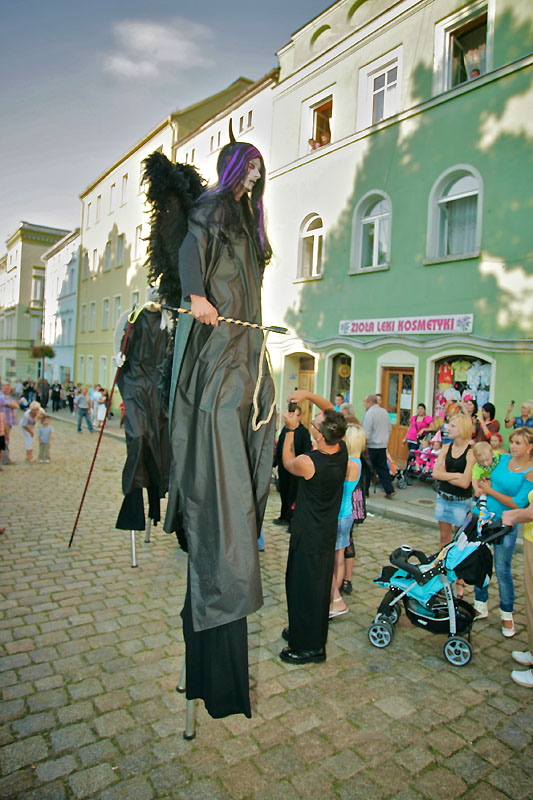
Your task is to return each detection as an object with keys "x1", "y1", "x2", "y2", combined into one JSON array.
[{"x1": 433, "y1": 355, "x2": 492, "y2": 418}]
